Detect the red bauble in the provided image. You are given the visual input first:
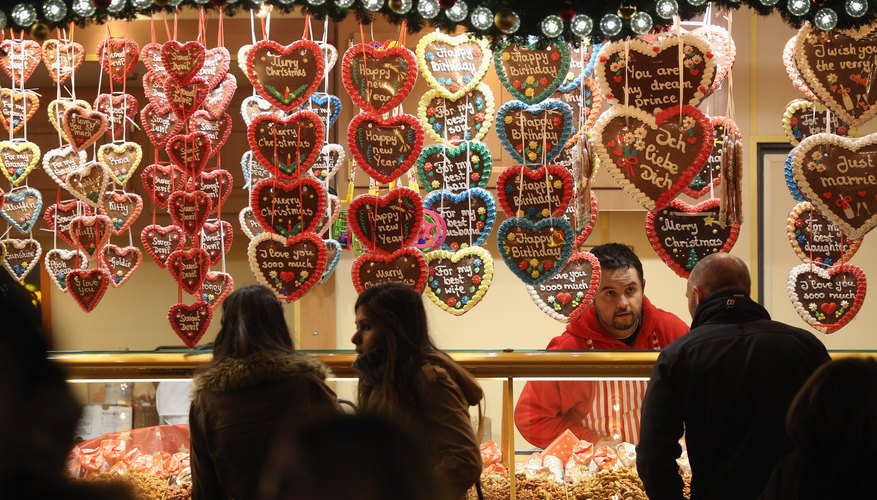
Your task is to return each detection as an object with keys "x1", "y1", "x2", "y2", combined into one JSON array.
[
  {"x1": 559, "y1": 6, "x2": 576, "y2": 23},
  {"x1": 438, "y1": 0, "x2": 456, "y2": 9},
  {"x1": 94, "y1": 0, "x2": 113, "y2": 10}
]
